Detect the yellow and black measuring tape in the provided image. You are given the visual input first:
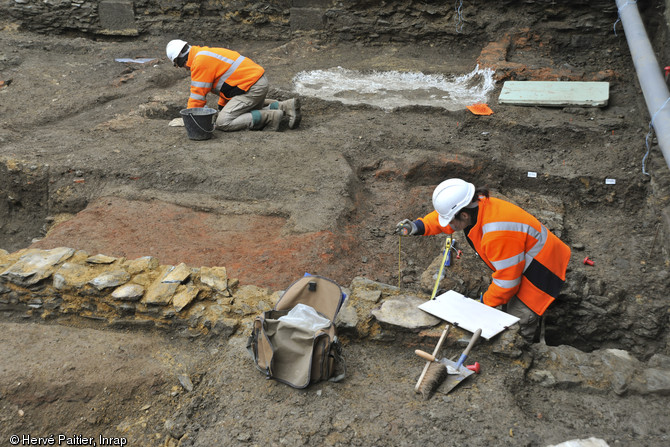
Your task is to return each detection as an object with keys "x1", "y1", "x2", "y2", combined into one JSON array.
[
  {"x1": 430, "y1": 235, "x2": 452, "y2": 300},
  {"x1": 398, "y1": 233, "x2": 453, "y2": 296}
]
